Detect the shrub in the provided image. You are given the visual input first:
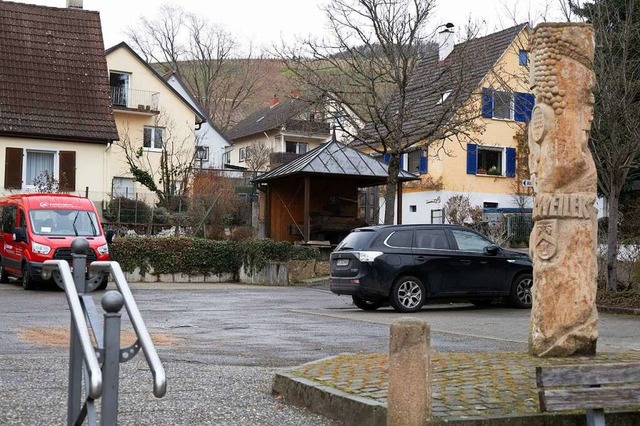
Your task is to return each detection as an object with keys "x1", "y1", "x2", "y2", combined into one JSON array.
[
  {"x1": 110, "y1": 237, "x2": 322, "y2": 277},
  {"x1": 110, "y1": 237, "x2": 242, "y2": 276}
]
